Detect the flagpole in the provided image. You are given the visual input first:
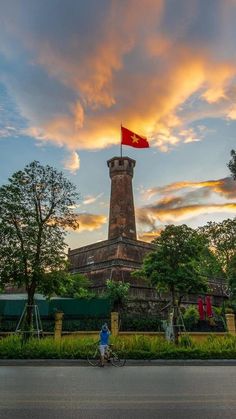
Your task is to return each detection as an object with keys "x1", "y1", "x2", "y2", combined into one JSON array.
[{"x1": 120, "y1": 123, "x2": 123, "y2": 158}]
